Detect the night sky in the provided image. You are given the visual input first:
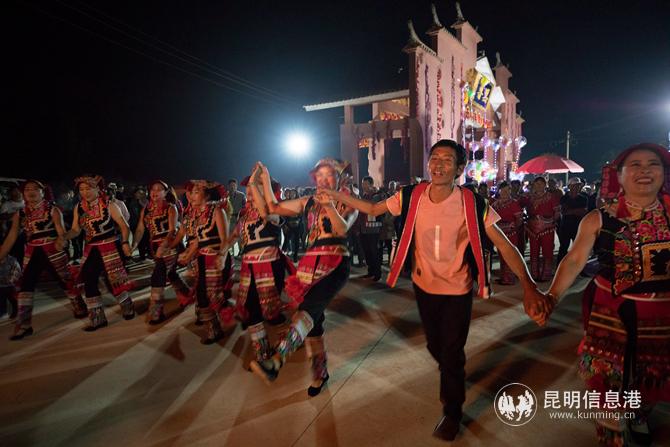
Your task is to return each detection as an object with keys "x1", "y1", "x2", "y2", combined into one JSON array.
[{"x1": 5, "y1": 0, "x2": 670, "y2": 188}]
